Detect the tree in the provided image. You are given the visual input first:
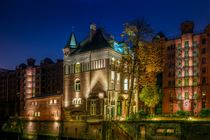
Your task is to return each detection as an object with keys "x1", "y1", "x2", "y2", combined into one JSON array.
[
  {"x1": 122, "y1": 19, "x2": 164, "y2": 117},
  {"x1": 122, "y1": 18, "x2": 153, "y2": 117},
  {"x1": 140, "y1": 85, "x2": 160, "y2": 114},
  {"x1": 137, "y1": 37, "x2": 164, "y2": 114}
]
